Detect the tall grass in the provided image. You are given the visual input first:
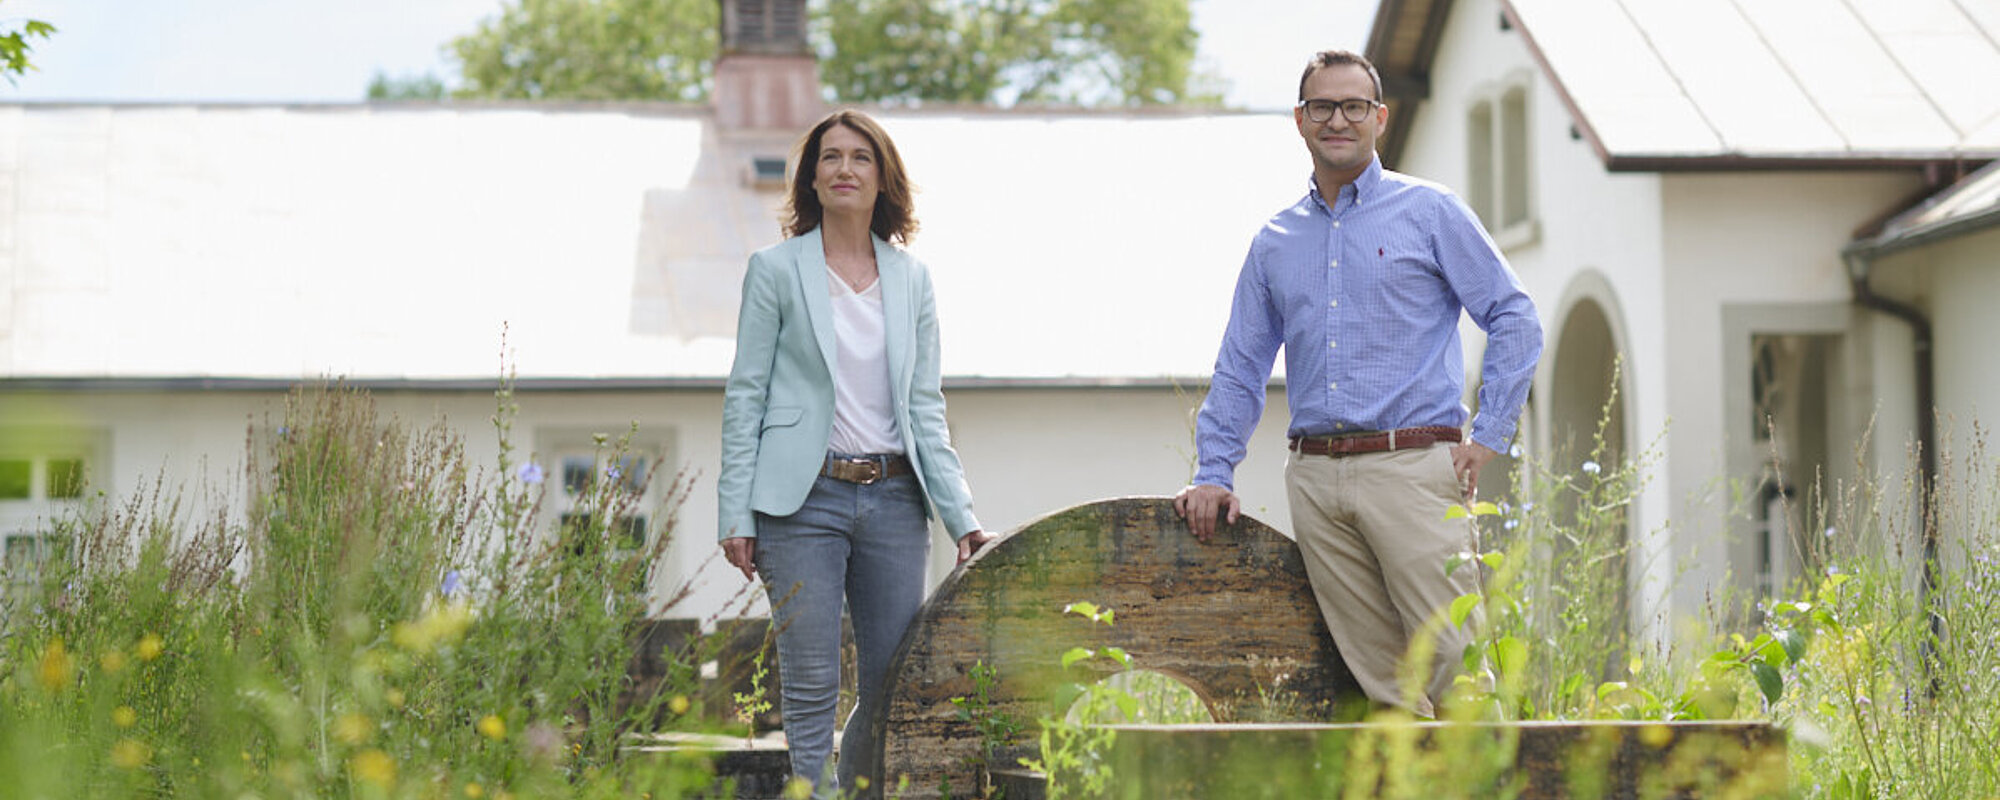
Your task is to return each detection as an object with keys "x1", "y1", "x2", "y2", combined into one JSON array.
[{"x1": 0, "y1": 382, "x2": 725, "y2": 798}]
